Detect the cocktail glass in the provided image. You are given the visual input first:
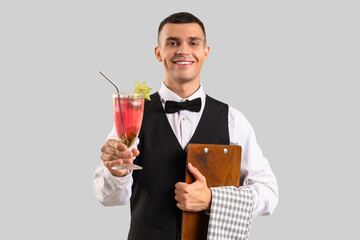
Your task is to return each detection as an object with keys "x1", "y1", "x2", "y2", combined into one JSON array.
[{"x1": 112, "y1": 92, "x2": 144, "y2": 170}]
